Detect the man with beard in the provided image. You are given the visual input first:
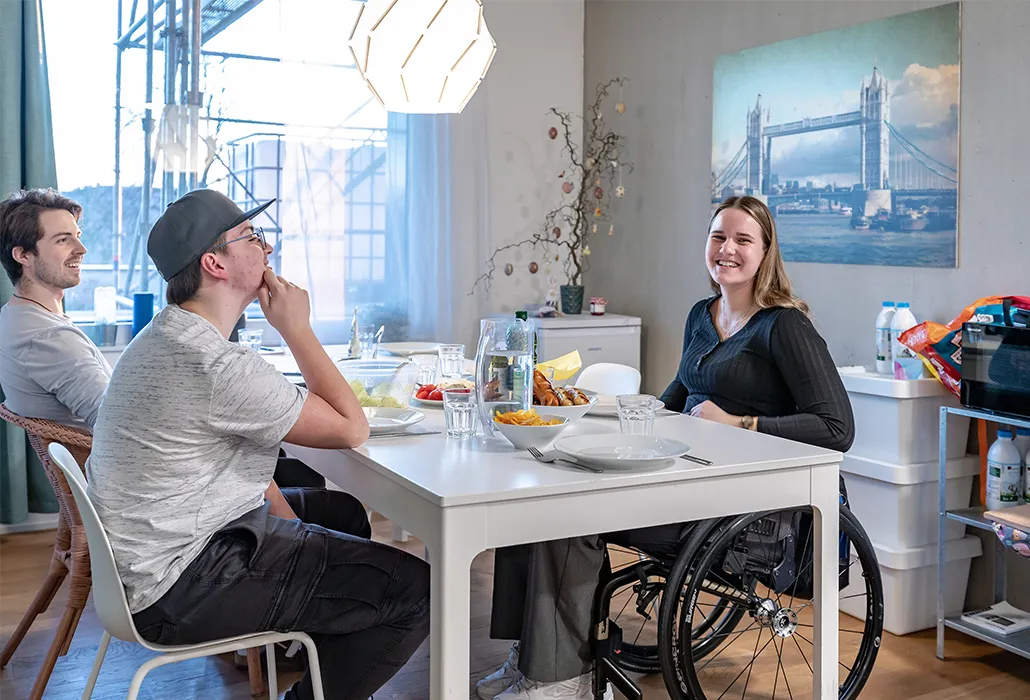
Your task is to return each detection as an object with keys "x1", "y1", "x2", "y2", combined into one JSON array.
[{"x1": 0, "y1": 189, "x2": 110, "y2": 429}]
